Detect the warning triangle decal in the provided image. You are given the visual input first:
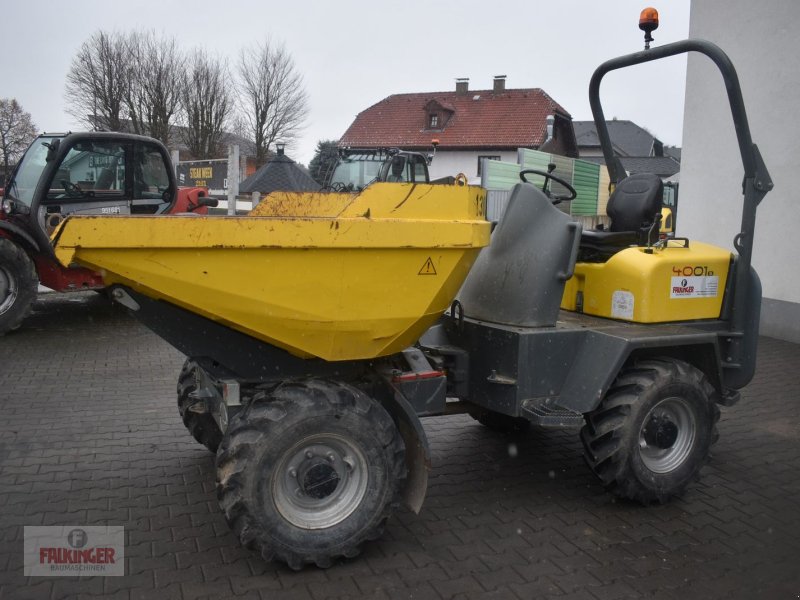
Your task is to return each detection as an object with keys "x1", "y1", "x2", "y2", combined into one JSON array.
[{"x1": 418, "y1": 257, "x2": 437, "y2": 275}]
